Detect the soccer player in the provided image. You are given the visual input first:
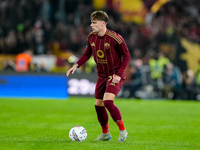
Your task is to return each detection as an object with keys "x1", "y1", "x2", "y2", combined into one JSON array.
[{"x1": 66, "y1": 10, "x2": 130, "y2": 142}]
